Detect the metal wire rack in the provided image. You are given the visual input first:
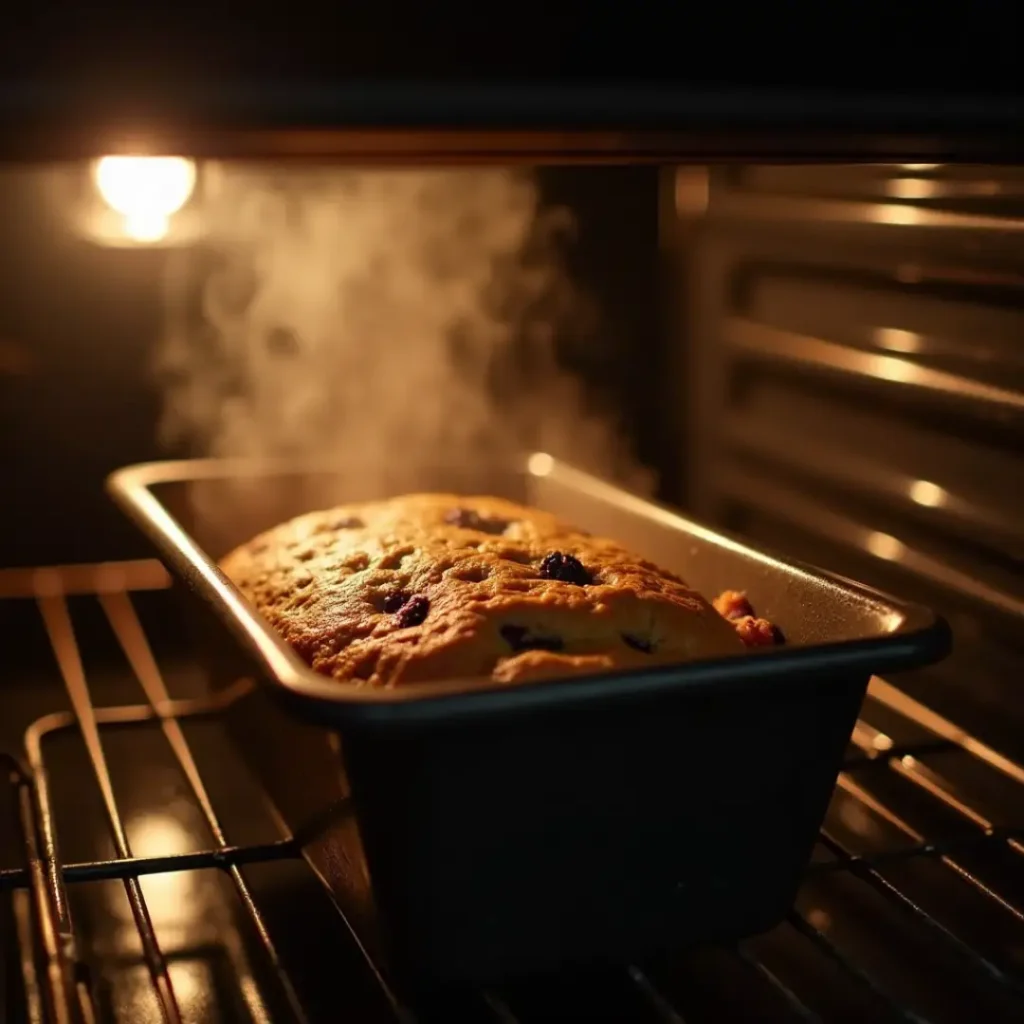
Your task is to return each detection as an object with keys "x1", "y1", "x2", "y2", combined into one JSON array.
[{"x1": 1, "y1": 561, "x2": 1022, "y2": 1023}]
